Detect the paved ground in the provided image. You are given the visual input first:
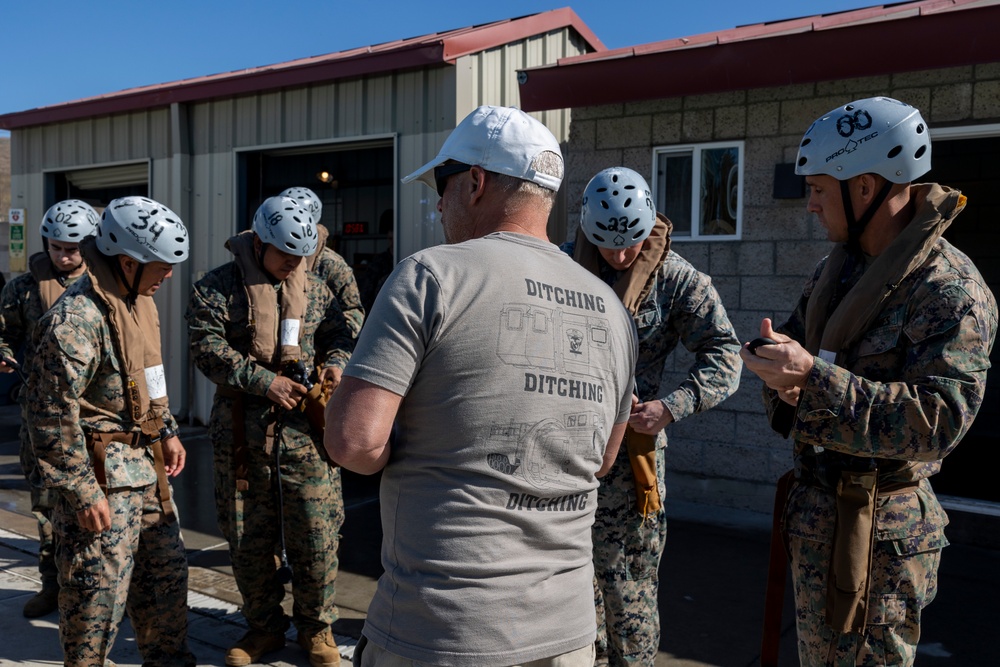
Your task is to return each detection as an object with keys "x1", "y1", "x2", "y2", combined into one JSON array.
[{"x1": 2, "y1": 402, "x2": 999, "y2": 666}]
